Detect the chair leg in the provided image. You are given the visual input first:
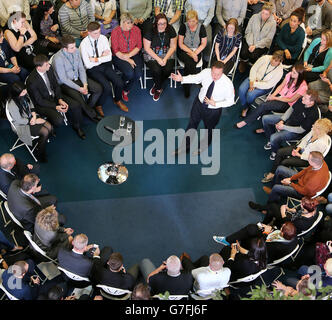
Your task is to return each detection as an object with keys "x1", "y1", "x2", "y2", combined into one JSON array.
[
  {"x1": 0, "y1": 201, "x2": 11, "y2": 228},
  {"x1": 25, "y1": 143, "x2": 38, "y2": 162},
  {"x1": 139, "y1": 77, "x2": 143, "y2": 90},
  {"x1": 10, "y1": 230, "x2": 19, "y2": 247}
]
